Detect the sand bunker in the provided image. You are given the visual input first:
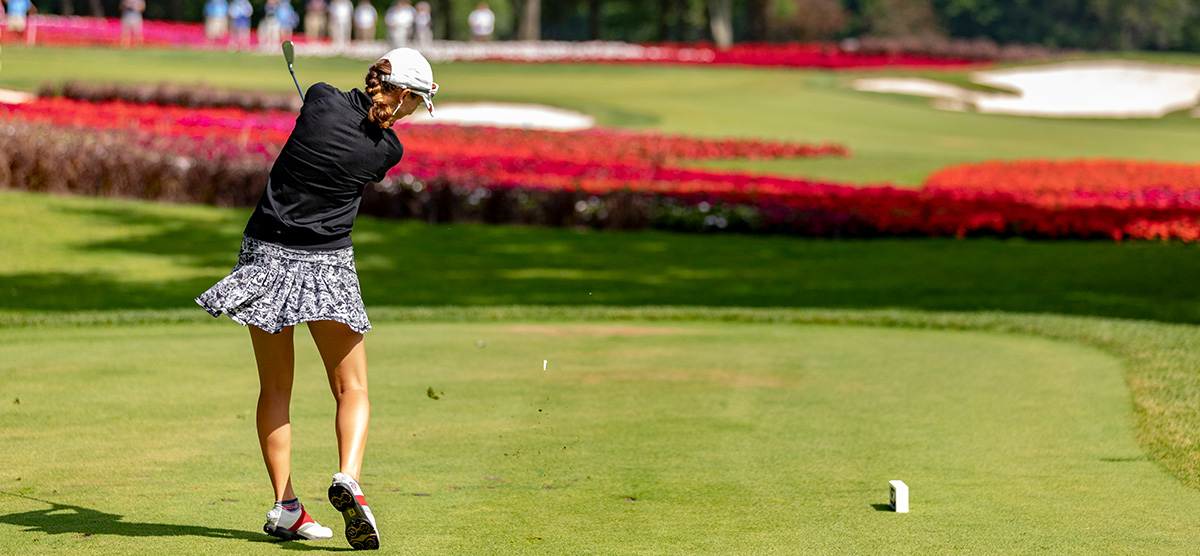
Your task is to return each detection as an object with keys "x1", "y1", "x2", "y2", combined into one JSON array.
[
  {"x1": 853, "y1": 60, "x2": 1200, "y2": 118},
  {"x1": 0, "y1": 89, "x2": 34, "y2": 104},
  {"x1": 406, "y1": 102, "x2": 595, "y2": 131},
  {"x1": 0, "y1": 87, "x2": 593, "y2": 130}
]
